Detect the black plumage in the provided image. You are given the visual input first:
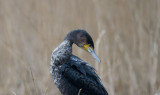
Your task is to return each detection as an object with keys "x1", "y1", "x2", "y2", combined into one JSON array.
[{"x1": 50, "y1": 29, "x2": 108, "y2": 95}]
